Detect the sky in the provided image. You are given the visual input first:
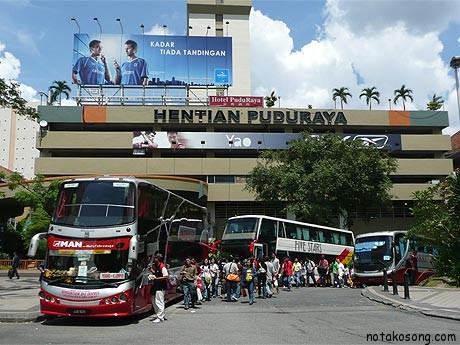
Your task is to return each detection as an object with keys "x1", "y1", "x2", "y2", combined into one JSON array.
[{"x1": 1, "y1": 0, "x2": 460, "y2": 134}]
